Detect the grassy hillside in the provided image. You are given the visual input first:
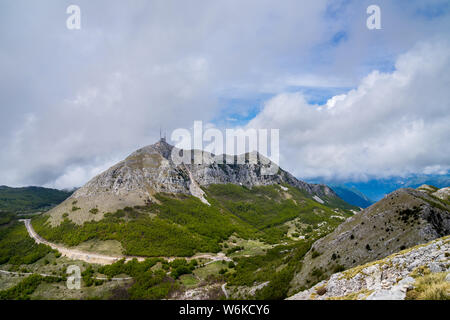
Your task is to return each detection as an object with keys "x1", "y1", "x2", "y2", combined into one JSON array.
[
  {"x1": 32, "y1": 184, "x2": 356, "y2": 257},
  {"x1": 0, "y1": 186, "x2": 72, "y2": 214}
]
